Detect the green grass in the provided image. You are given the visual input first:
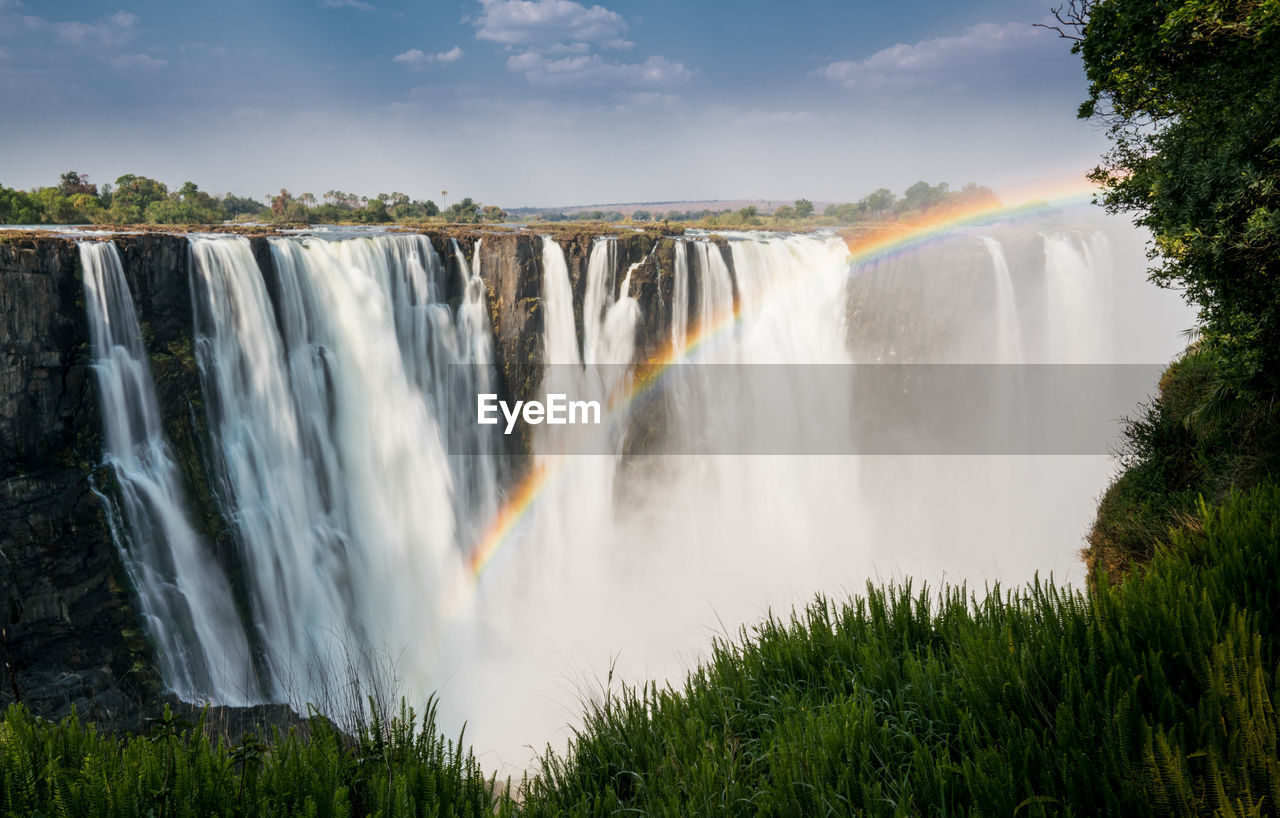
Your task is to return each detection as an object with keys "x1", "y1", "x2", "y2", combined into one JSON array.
[
  {"x1": 520, "y1": 483, "x2": 1280, "y2": 816},
  {"x1": 0, "y1": 698, "x2": 512, "y2": 817}
]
